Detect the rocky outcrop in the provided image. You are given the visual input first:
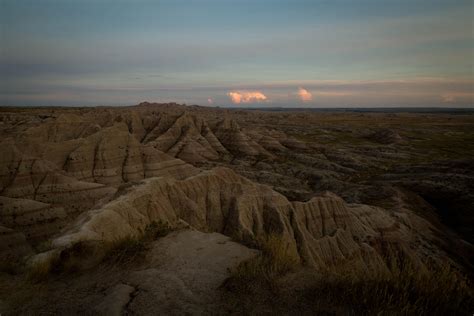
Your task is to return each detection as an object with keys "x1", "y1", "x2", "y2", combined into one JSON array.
[
  {"x1": 0, "y1": 137, "x2": 119, "y2": 254},
  {"x1": 0, "y1": 113, "x2": 200, "y2": 254},
  {"x1": 136, "y1": 111, "x2": 277, "y2": 162},
  {"x1": 245, "y1": 130, "x2": 286, "y2": 152},
  {"x1": 211, "y1": 118, "x2": 273, "y2": 158},
  {"x1": 19, "y1": 113, "x2": 101, "y2": 143},
  {"x1": 125, "y1": 230, "x2": 257, "y2": 315},
  {"x1": 64, "y1": 123, "x2": 199, "y2": 185},
  {"x1": 43, "y1": 167, "x2": 430, "y2": 274},
  {"x1": 0, "y1": 139, "x2": 115, "y2": 212},
  {"x1": 0, "y1": 196, "x2": 69, "y2": 245},
  {"x1": 146, "y1": 113, "x2": 230, "y2": 163}
]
